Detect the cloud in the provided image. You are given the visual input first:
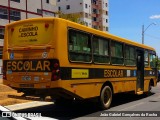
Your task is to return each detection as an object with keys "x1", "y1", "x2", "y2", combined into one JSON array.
[{"x1": 150, "y1": 15, "x2": 160, "y2": 19}]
